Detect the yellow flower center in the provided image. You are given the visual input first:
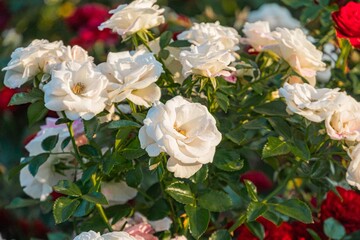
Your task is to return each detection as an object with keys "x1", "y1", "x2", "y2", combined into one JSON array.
[{"x1": 71, "y1": 82, "x2": 86, "y2": 95}]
